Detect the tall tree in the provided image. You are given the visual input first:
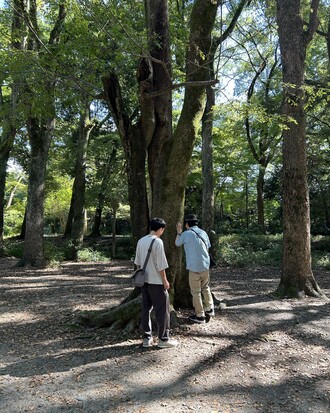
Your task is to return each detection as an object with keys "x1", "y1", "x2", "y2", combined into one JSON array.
[
  {"x1": 0, "y1": 3, "x2": 21, "y2": 255},
  {"x1": 101, "y1": 0, "x2": 219, "y2": 309},
  {"x1": 67, "y1": 97, "x2": 94, "y2": 259},
  {"x1": 201, "y1": 0, "x2": 249, "y2": 234},
  {"x1": 21, "y1": 1, "x2": 67, "y2": 266},
  {"x1": 276, "y1": 0, "x2": 325, "y2": 297}
]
